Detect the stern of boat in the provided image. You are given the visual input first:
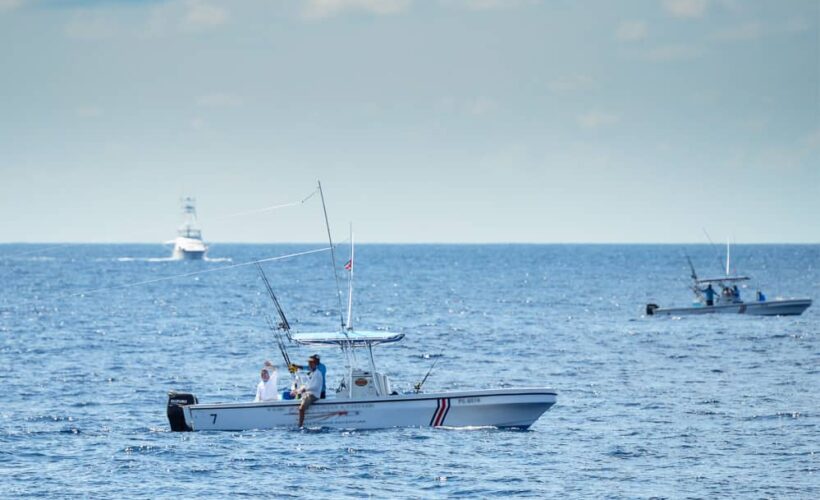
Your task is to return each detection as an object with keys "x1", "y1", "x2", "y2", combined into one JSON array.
[{"x1": 167, "y1": 391, "x2": 197, "y2": 431}]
